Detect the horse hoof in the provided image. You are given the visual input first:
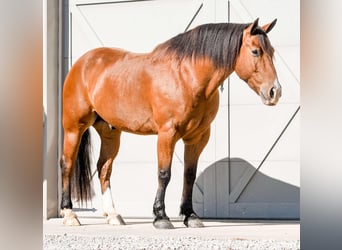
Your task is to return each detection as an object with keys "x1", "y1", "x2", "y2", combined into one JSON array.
[
  {"x1": 184, "y1": 214, "x2": 204, "y2": 228},
  {"x1": 61, "y1": 209, "x2": 81, "y2": 226},
  {"x1": 153, "y1": 219, "x2": 174, "y2": 229},
  {"x1": 63, "y1": 216, "x2": 81, "y2": 226},
  {"x1": 106, "y1": 214, "x2": 126, "y2": 225}
]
